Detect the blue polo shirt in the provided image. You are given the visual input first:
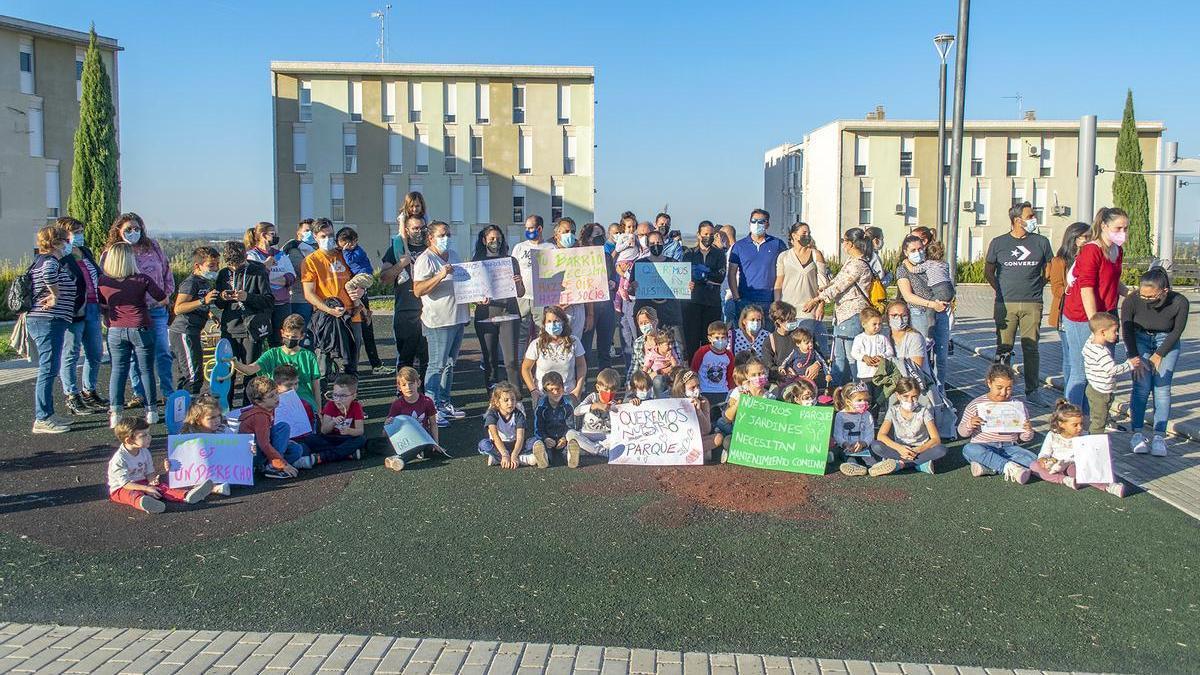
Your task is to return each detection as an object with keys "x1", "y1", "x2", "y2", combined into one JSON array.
[{"x1": 729, "y1": 234, "x2": 786, "y2": 303}]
